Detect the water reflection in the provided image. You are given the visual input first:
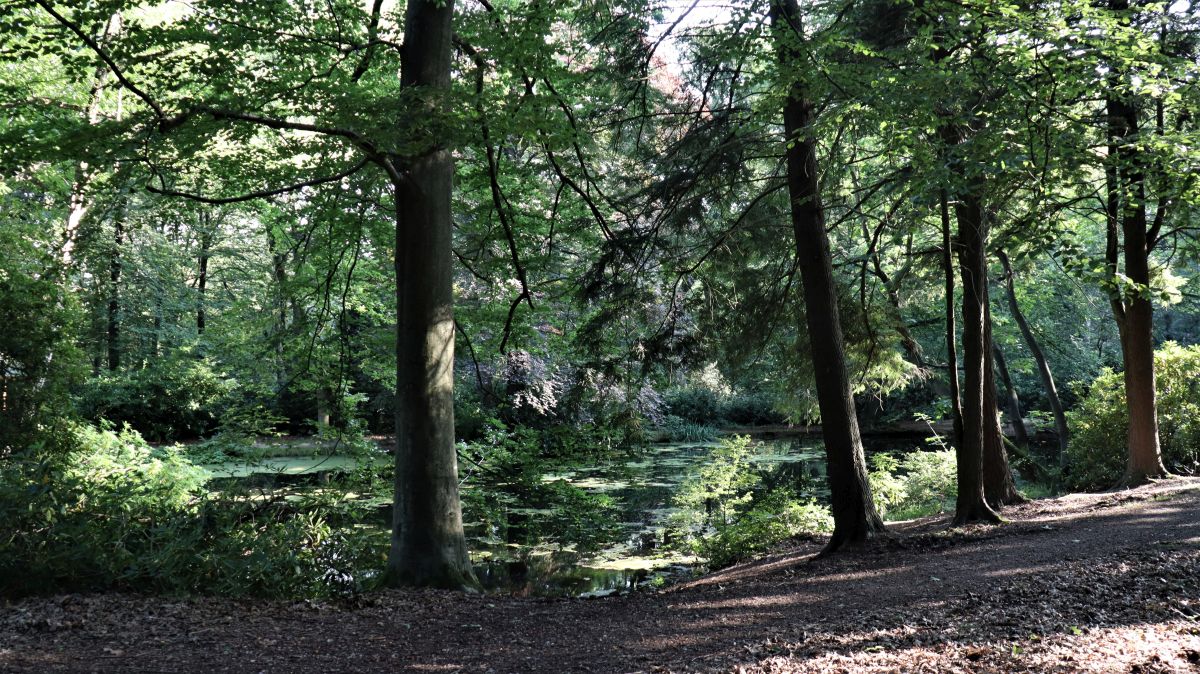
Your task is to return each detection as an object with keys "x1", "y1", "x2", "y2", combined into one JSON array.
[
  {"x1": 209, "y1": 435, "x2": 925, "y2": 597},
  {"x1": 467, "y1": 436, "x2": 833, "y2": 596}
]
